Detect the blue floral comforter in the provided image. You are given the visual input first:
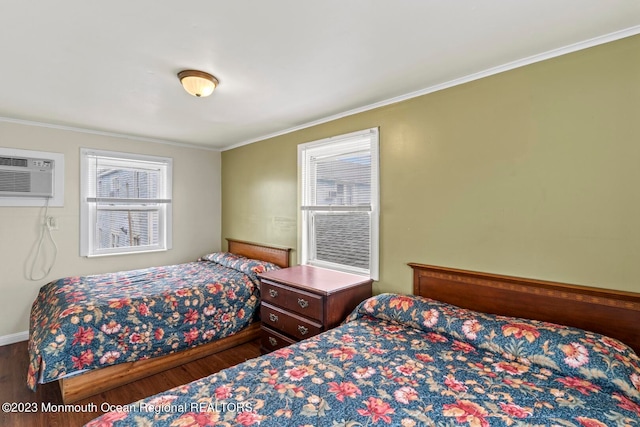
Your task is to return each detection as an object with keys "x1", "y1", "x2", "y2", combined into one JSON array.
[
  {"x1": 87, "y1": 293, "x2": 640, "y2": 426},
  {"x1": 28, "y1": 252, "x2": 280, "y2": 390}
]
